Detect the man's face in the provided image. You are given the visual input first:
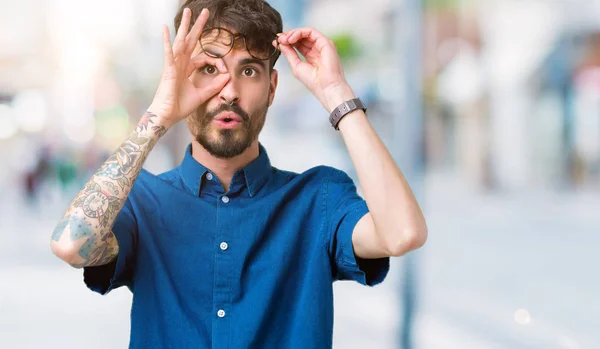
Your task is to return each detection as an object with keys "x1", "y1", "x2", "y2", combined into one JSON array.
[{"x1": 186, "y1": 35, "x2": 278, "y2": 159}]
